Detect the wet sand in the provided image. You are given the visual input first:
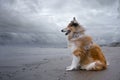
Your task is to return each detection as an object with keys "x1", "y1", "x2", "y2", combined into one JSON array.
[{"x1": 0, "y1": 46, "x2": 120, "y2": 80}]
